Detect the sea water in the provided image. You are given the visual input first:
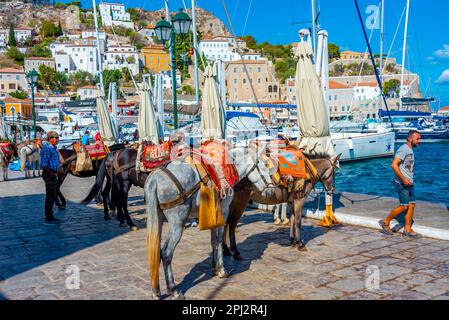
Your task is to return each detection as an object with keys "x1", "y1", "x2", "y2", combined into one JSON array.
[{"x1": 335, "y1": 142, "x2": 449, "y2": 206}]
